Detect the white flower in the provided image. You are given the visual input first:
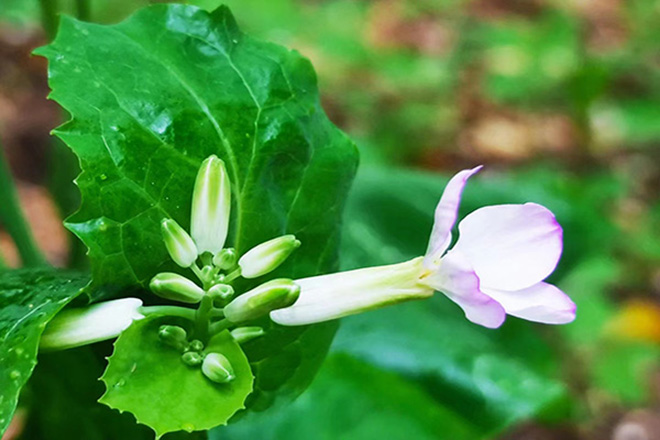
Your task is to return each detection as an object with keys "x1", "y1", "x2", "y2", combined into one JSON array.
[{"x1": 271, "y1": 166, "x2": 576, "y2": 328}]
